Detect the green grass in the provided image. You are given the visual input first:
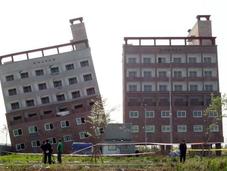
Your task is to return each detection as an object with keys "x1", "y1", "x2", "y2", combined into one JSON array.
[{"x1": 1, "y1": 154, "x2": 227, "y2": 171}]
